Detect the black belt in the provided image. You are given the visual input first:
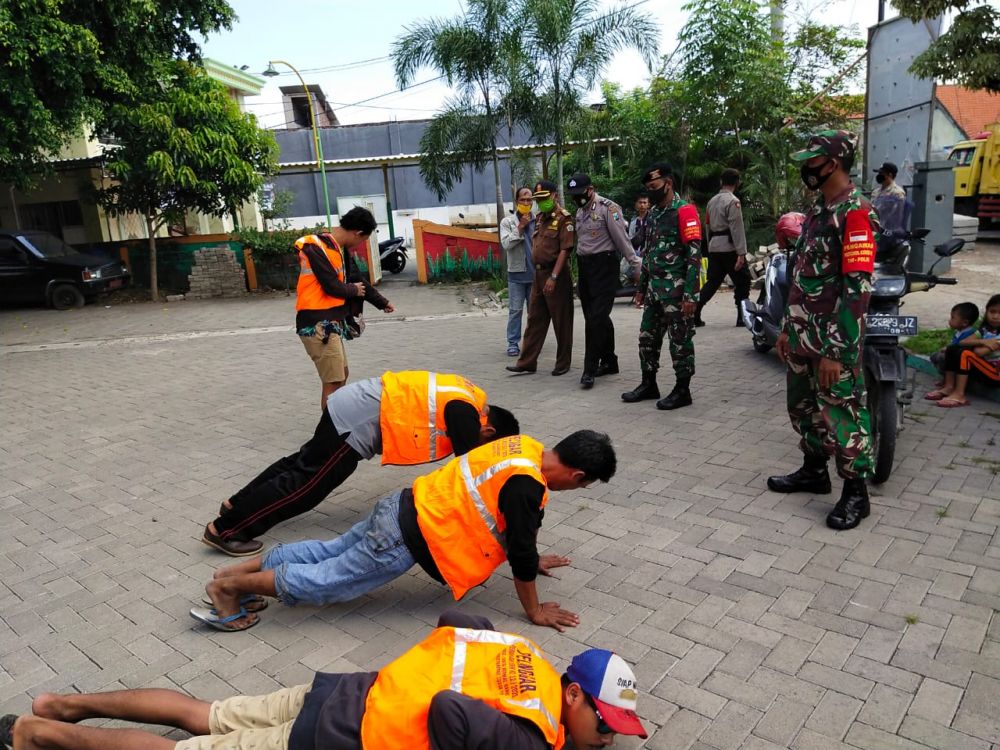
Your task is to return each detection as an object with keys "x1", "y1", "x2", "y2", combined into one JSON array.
[{"x1": 535, "y1": 263, "x2": 554, "y2": 271}]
